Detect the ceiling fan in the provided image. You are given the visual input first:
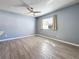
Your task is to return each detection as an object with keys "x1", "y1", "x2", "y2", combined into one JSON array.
[{"x1": 15, "y1": 0, "x2": 41, "y2": 16}]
